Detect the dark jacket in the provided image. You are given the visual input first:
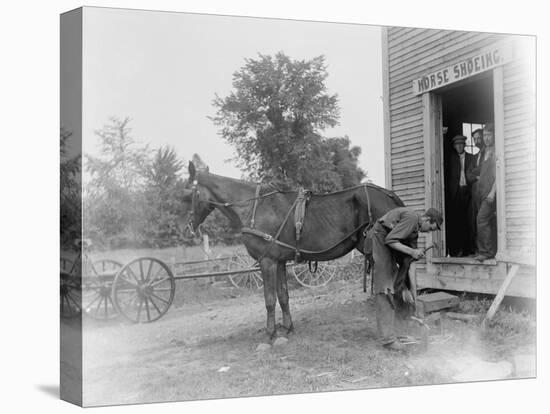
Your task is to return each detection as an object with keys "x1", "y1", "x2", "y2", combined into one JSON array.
[
  {"x1": 446, "y1": 151, "x2": 475, "y2": 198},
  {"x1": 466, "y1": 147, "x2": 486, "y2": 185},
  {"x1": 477, "y1": 148, "x2": 496, "y2": 199}
]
